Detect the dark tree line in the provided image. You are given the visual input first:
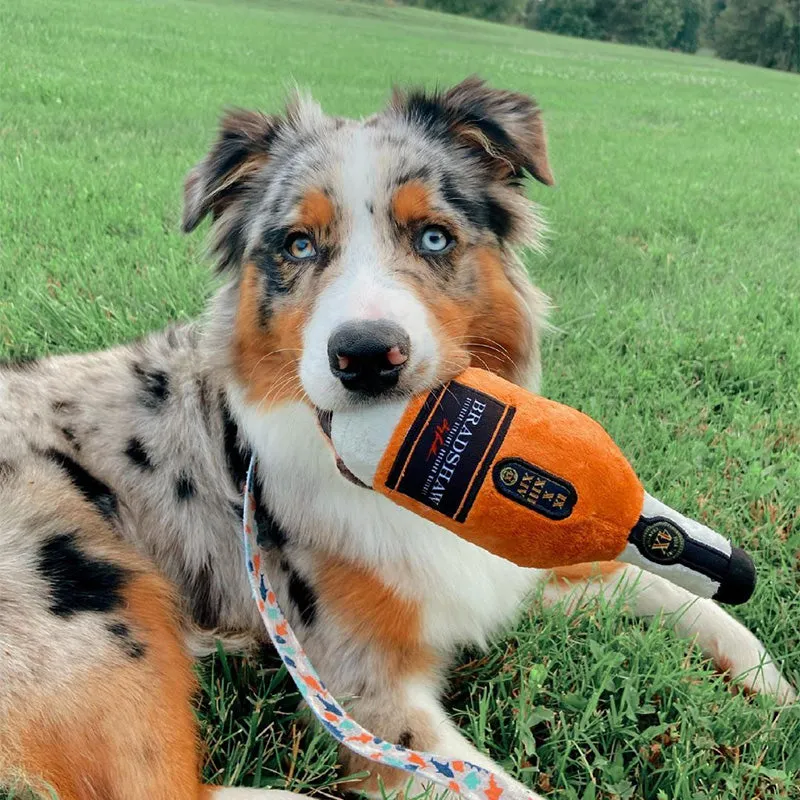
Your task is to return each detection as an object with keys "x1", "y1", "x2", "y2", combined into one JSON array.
[
  {"x1": 404, "y1": 0, "x2": 800, "y2": 71},
  {"x1": 713, "y1": 0, "x2": 799, "y2": 71},
  {"x1": 529, "y1": 0, "x2": 708, "y2": 53}
]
